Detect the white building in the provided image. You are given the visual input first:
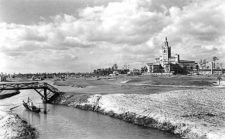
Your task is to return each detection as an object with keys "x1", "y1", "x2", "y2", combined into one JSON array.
[{"x1": 146, "y1": 37, "x2": 196, "y2": 73}]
